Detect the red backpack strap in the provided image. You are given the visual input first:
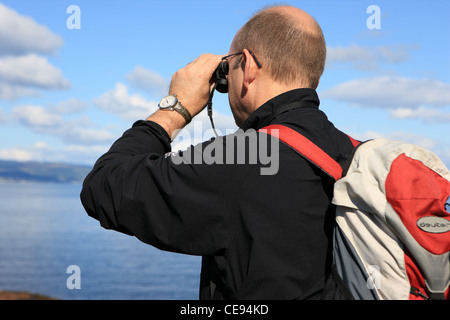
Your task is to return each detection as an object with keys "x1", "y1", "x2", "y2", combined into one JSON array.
[
  {"x1": 347, "y1": 135, "x2": 361, "y2": 148},
  {"x1": 259, "y1": 124, "x2": 343, "y2": 181}
]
